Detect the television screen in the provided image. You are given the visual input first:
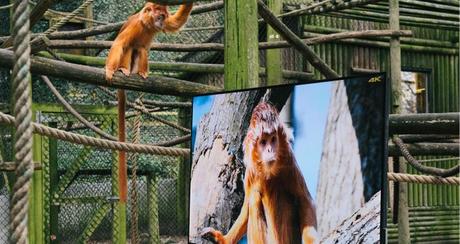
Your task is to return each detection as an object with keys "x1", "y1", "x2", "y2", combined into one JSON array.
[{"x1": 189, "y1": 74, "x2": 388, "y2": 244}]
